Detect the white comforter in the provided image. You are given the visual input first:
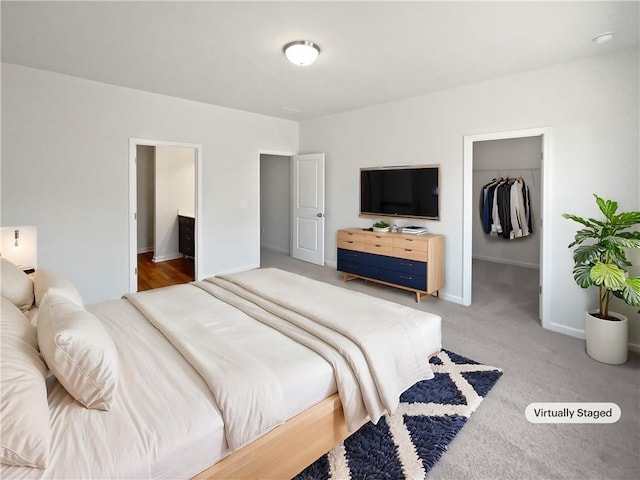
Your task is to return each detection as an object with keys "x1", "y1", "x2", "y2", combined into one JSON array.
[
  {"x1": 126, "y1": 268, "x2": 437, "y2": 451},
  {"x1": 124, "y1": 285, "x2": 286, "y2": 451},
  {"x1": 1, "y1": 268, "x2": 441, "y2": 480}
]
